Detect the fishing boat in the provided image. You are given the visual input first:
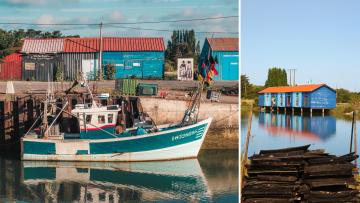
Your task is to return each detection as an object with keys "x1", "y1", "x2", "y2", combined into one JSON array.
[{"x1": 21, "y1": 76, "x2": 212, "y2": 161}]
